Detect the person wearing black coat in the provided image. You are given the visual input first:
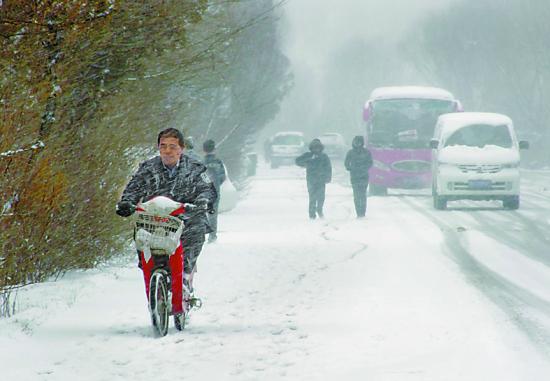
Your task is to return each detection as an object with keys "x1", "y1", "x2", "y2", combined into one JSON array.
[
  {"x1": 116, "y1": 128, "x2": 217, "y2": 296},
  {"x1": 295, "y1": 138, "x2": 332, "y2": 219},
  {"x1": 203, "y1": 139, "x2": 227, "y2": 243},
  {"x1": 345, "y1": 135, "x2": 373, "y2": 218}
]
